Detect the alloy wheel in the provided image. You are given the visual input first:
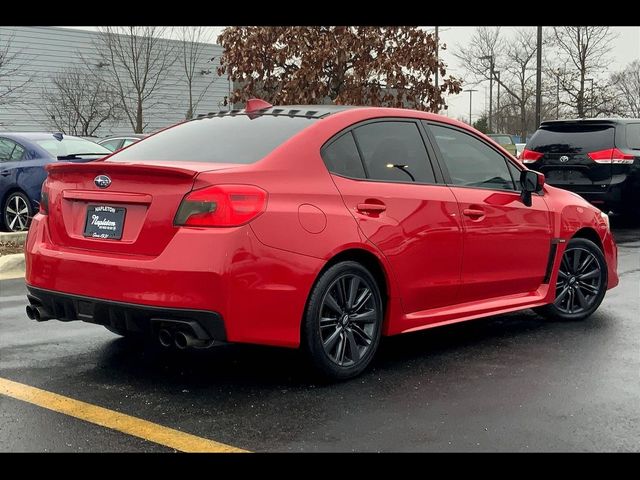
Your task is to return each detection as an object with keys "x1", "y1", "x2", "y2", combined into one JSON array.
[
  {"x1": 4, "y1": 194, "x2": 31, "y2": 232},
  {"x1": 554, "y1": 247, "x2": 603, "y2": 315},
  {"x1": 319, "y1": 273, "x2": 379, "y2": 367}
]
